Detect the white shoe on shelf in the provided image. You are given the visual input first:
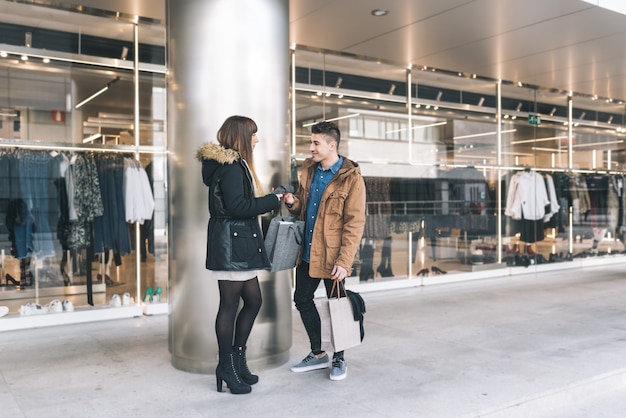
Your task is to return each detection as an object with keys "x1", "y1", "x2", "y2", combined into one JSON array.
[
  {"x1": 20, "y1": 303, "x2": 46, "y2": 316},
  {"x1": 47, "y1": 299, "x2": 63, "y2": 313},
  {"x1": 0, "y1": 306, "x2": 9, "y2": 318},
  {"x1": 122, "y1": 292, "x2": 133, "y2": 306},
  {"x1": 62, "y1": 299, "x2": 74, "y2": 312},
  {"x1": 109, "y1": 294, "x2": 122, "y2": 308}
]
